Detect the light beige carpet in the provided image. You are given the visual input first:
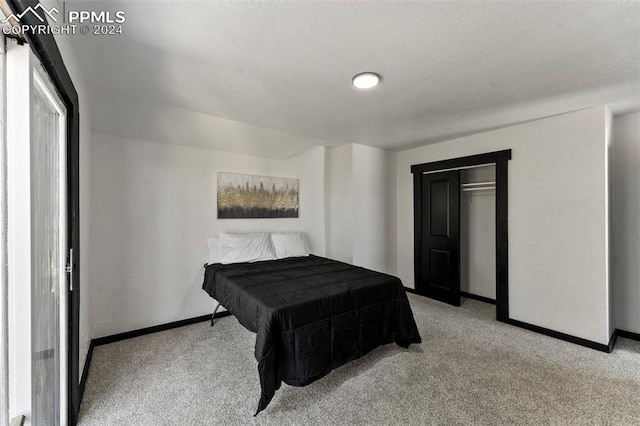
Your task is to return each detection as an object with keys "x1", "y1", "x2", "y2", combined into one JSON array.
[{"x1": 79, "y1": 294, "x2": 640, "y2": 425}]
